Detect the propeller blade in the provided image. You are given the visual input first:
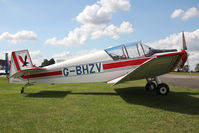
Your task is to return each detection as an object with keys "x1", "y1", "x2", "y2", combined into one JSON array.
[
  {"x1": 180, "y1": 31, "x2": 188, "y2": 69},
  {"x1": 181, "y1": 31, "x2": 192, "y2": 77},
  {"x1": 182, "y1": 31, "x2": 187, "y2": 50}
]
